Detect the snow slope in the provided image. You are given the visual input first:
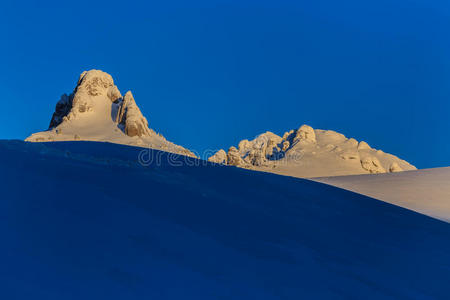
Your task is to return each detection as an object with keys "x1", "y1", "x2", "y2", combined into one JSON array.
[
  {"x1": 1, "y1": 140, "x2": 450, "y2": 299},
  {"x1": 26, "y1": 70, "x2": 195, "y2": 157},
  {"x1": 209, "y1": 125, "x2": 416, "y2": 178},
  {"x1": 314, "y1": 167, "x2": 450, "y2": 222}
]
